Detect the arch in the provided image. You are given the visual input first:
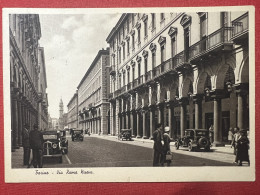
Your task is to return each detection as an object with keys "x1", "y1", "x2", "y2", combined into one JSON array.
[
  {"x1": 237, "y1": 55, "x2": 249, "y2": 84},
  {"x1": 180, "y1": 75, "x2": 193, "y2": 98},
  {"x1": 215, "y1": 63, "x2": 235, "y2": 90}
]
